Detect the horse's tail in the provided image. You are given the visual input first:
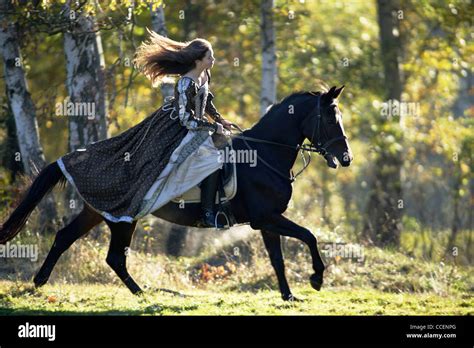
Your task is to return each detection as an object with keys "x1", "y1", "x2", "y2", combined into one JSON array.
[{"x1": 0, "y1": 161, "x2": 66, "y2": 244}]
